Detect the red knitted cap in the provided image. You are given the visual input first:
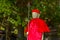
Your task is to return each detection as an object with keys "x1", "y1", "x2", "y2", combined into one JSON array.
[{"x1": 32, "y1": 9, "x2": 40, "y2": 14}]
